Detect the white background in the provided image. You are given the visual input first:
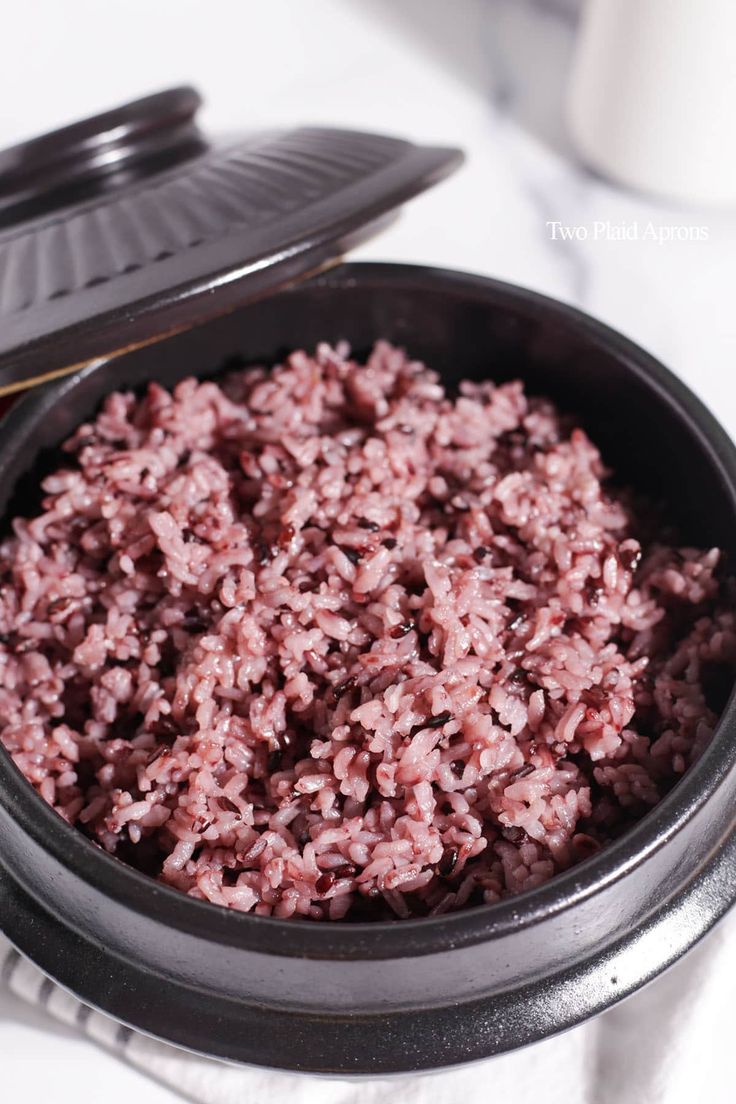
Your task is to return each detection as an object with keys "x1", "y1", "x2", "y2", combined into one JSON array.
[{"x1": 0, "y1": 1, "x2": 735, "y2": 1101}]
